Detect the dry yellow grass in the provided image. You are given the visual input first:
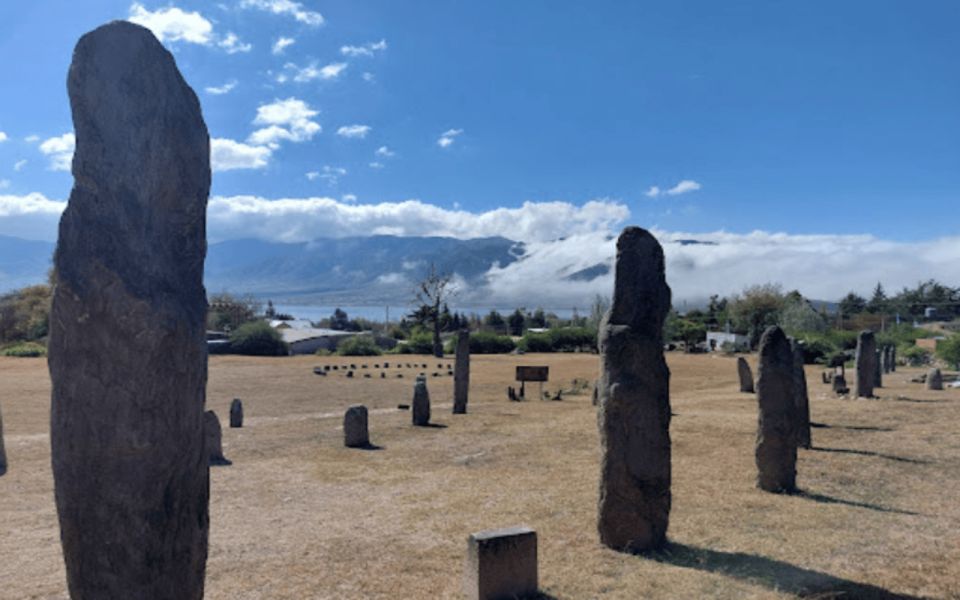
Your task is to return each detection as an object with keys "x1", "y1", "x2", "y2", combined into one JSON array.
[{"x1": 1, "y1": 353, "x2": 958, "y2": 599}]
